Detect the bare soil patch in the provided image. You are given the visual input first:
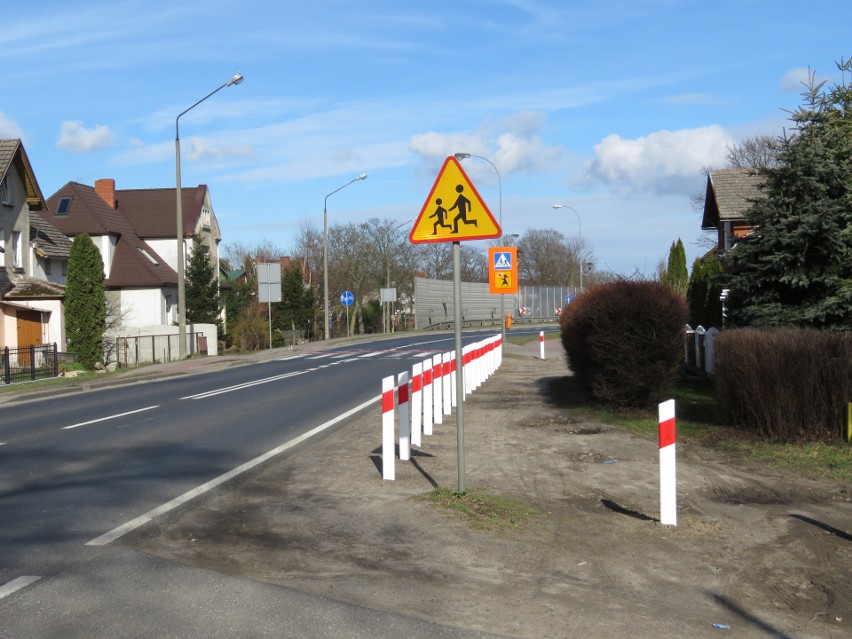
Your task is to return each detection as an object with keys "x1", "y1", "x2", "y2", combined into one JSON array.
[{"x1": 128, "y1": 343, "x2": 851, "y2": 639}]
